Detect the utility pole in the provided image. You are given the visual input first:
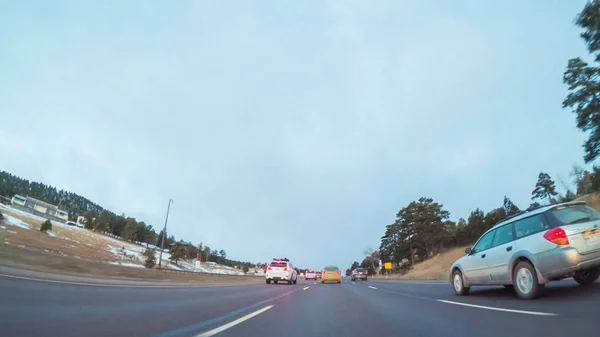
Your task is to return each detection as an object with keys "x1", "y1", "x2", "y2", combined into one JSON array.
[{"x1": 158, "y1": 198, "x2": 173, "y2": 268}]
